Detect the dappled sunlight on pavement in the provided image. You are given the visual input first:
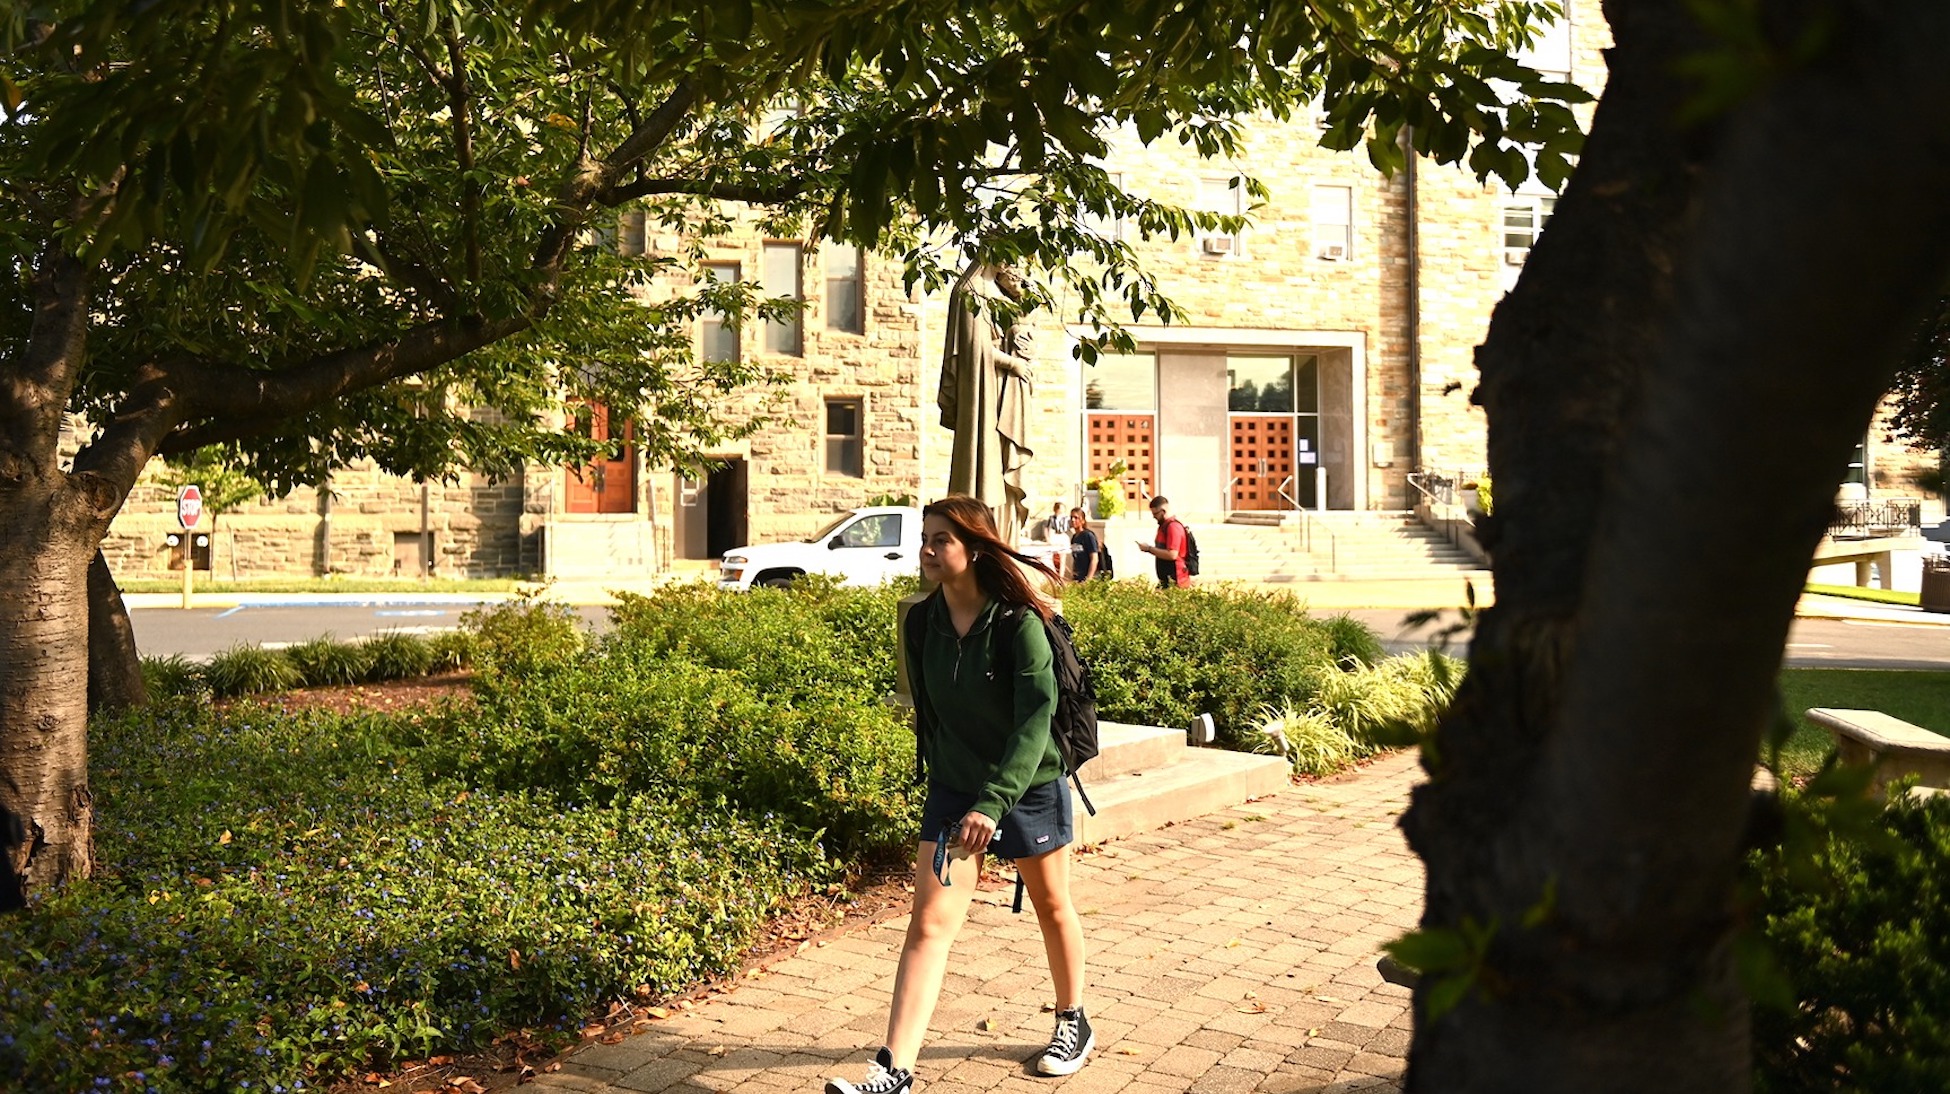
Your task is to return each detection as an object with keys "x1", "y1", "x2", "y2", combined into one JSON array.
[{"x1": 535, "y1": 752, "x2": 1426, "y2": 1094}]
